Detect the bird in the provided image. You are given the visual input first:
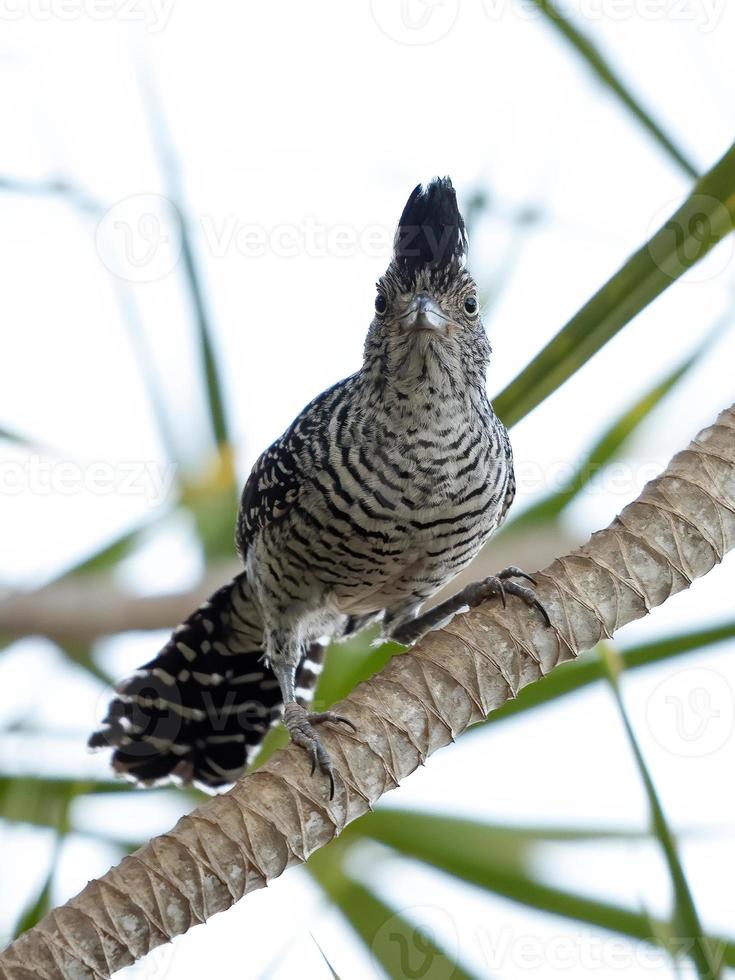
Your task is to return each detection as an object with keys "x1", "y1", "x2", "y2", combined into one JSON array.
[{"x1": 89, "y1": 177, "x2": 549, "y2": 796}]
